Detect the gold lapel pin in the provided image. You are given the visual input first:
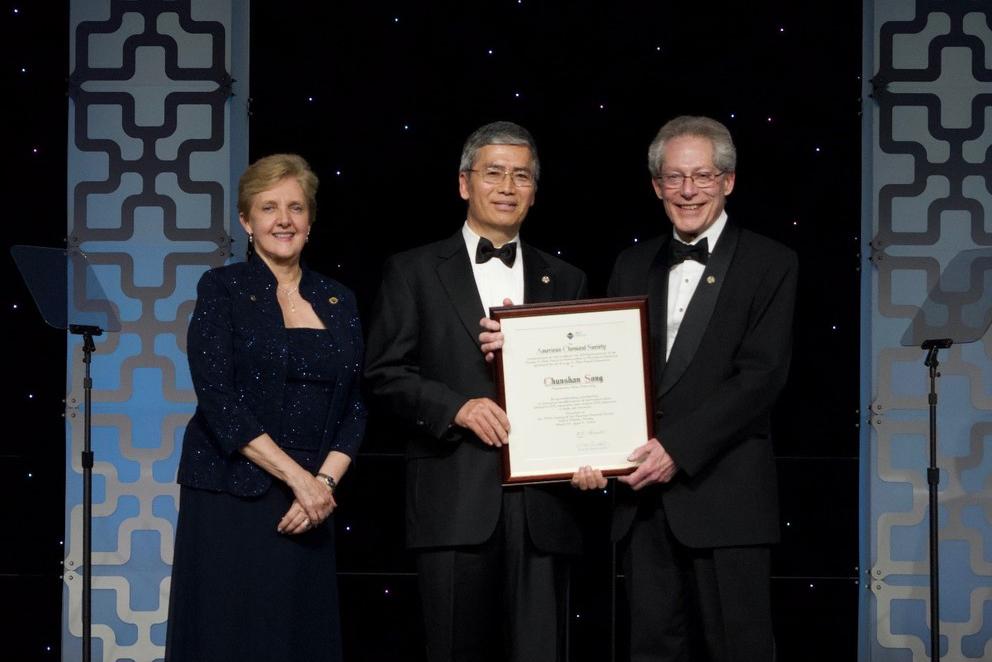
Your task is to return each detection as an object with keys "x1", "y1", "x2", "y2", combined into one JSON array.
[
  {"x1": 541, "y1": 275, "x2": 551, "y2": 284},
  {"x1": 706, "y1": 275, "x2": 716, "y2": 285},
  {"x1": 329, "y1": 296, "x2": 339, "y2": 304}
]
